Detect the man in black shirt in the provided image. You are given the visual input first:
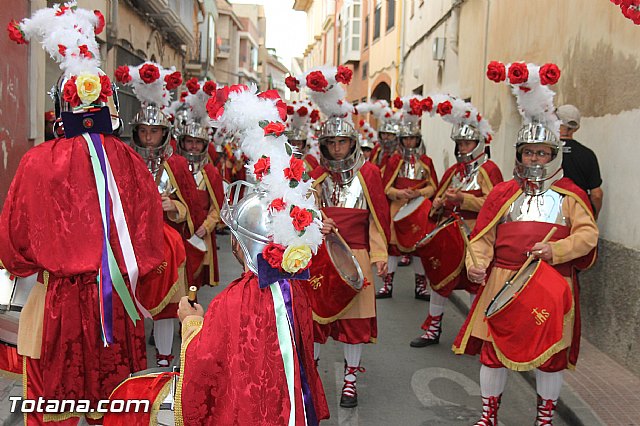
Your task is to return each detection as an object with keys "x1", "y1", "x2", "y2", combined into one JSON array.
[{"x1": 557, "y1": 104, "x2": 604, "y2": 218}]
